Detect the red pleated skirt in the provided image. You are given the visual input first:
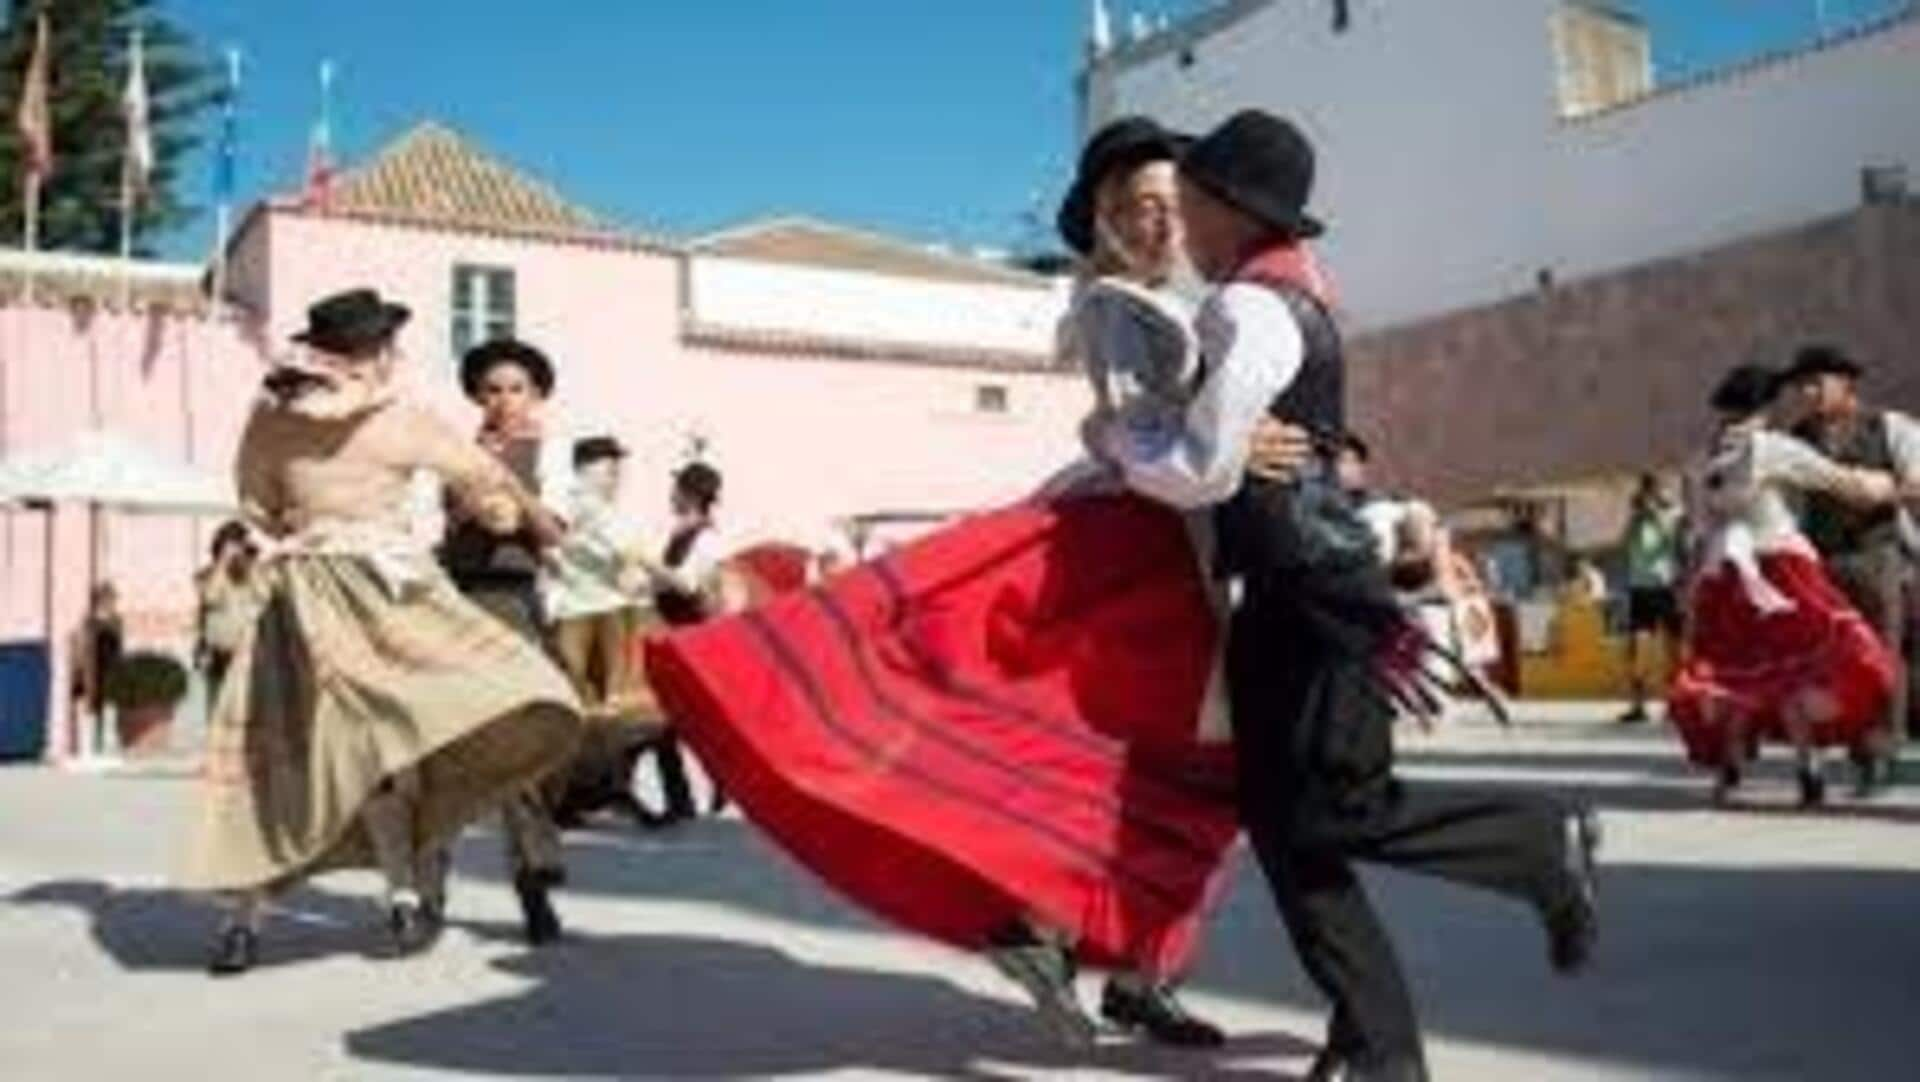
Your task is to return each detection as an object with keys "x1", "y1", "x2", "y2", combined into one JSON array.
[
  {"x1": 1668, "y1": 550, "x2": 1895, "y2": 766},
  {"x1": 644, "y1": 494, "x2": 1240, "y2": 975}
]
